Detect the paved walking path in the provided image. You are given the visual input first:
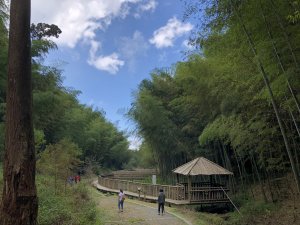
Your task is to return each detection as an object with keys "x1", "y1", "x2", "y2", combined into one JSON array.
[{"x1": 92, "y1": 185, "x2": 193, "y2": 225}]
